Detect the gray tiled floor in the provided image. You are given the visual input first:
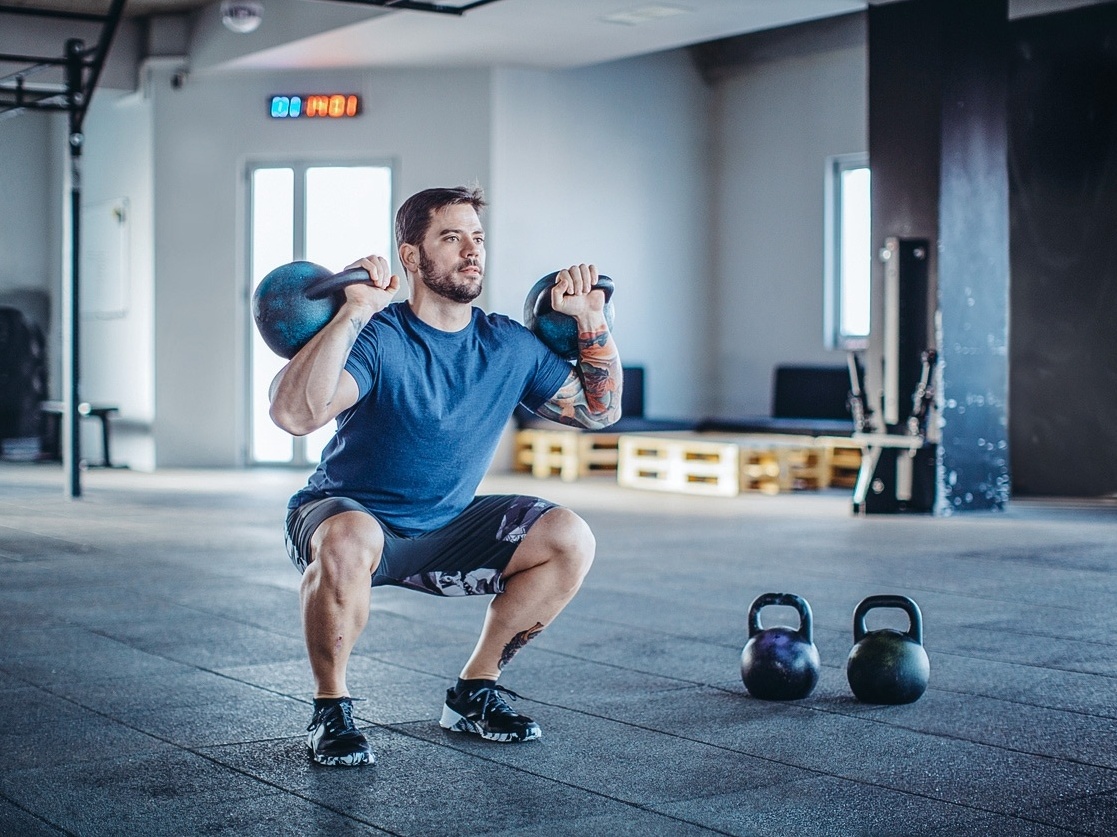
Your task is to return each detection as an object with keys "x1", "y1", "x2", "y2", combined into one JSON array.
[{"x1": 2, "y1": 463, "x2": 1116, "y2": 836}]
